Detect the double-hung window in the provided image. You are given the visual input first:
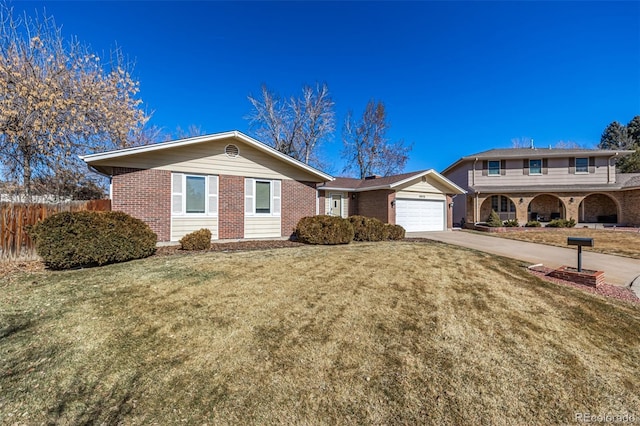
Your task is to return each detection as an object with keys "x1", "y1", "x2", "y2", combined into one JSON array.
[
  {"x1": 172, "y1": 173, "x2": 218, "y2": 216},
  {"x1": 245, "y1": 178, "x2": 281, "y2": 216},
  {"x1": 575, "y1": 157, "x2": 588, "y2": 174},
  {"x1": 529, "y1": 159, "x2": 542, "y2": 175},
  {"x1": 488, "y1": 160, "x2": 501, "y2": 176}
]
